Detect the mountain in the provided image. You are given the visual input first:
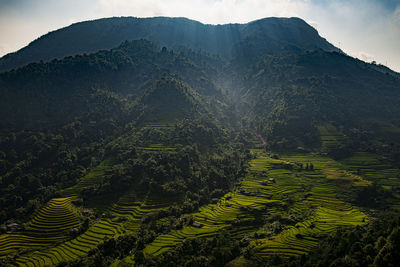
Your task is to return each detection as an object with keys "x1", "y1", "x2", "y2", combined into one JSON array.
[
  {"x1": 240, "y1": 50, "x2": 400, "y2": 150},
  {"x1": 1, "y1": 16, "x2": 400, "y2": 267},
  {"x1": 0, "y1": 39, "x2": 224, "y2": 130},
  {"x1": 0, "y1": 16, "x2": 339, "y2": 72}
]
